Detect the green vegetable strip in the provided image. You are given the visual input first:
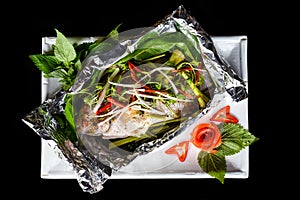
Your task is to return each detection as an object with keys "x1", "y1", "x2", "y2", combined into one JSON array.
[{"x1": 180, "y1": 71, "x2": 209, "y2": 108}]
